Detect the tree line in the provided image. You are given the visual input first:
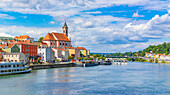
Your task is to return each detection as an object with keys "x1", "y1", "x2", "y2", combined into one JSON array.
[{"x1": 108, "y1": 42, "x2": 170, "y2": 57}]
